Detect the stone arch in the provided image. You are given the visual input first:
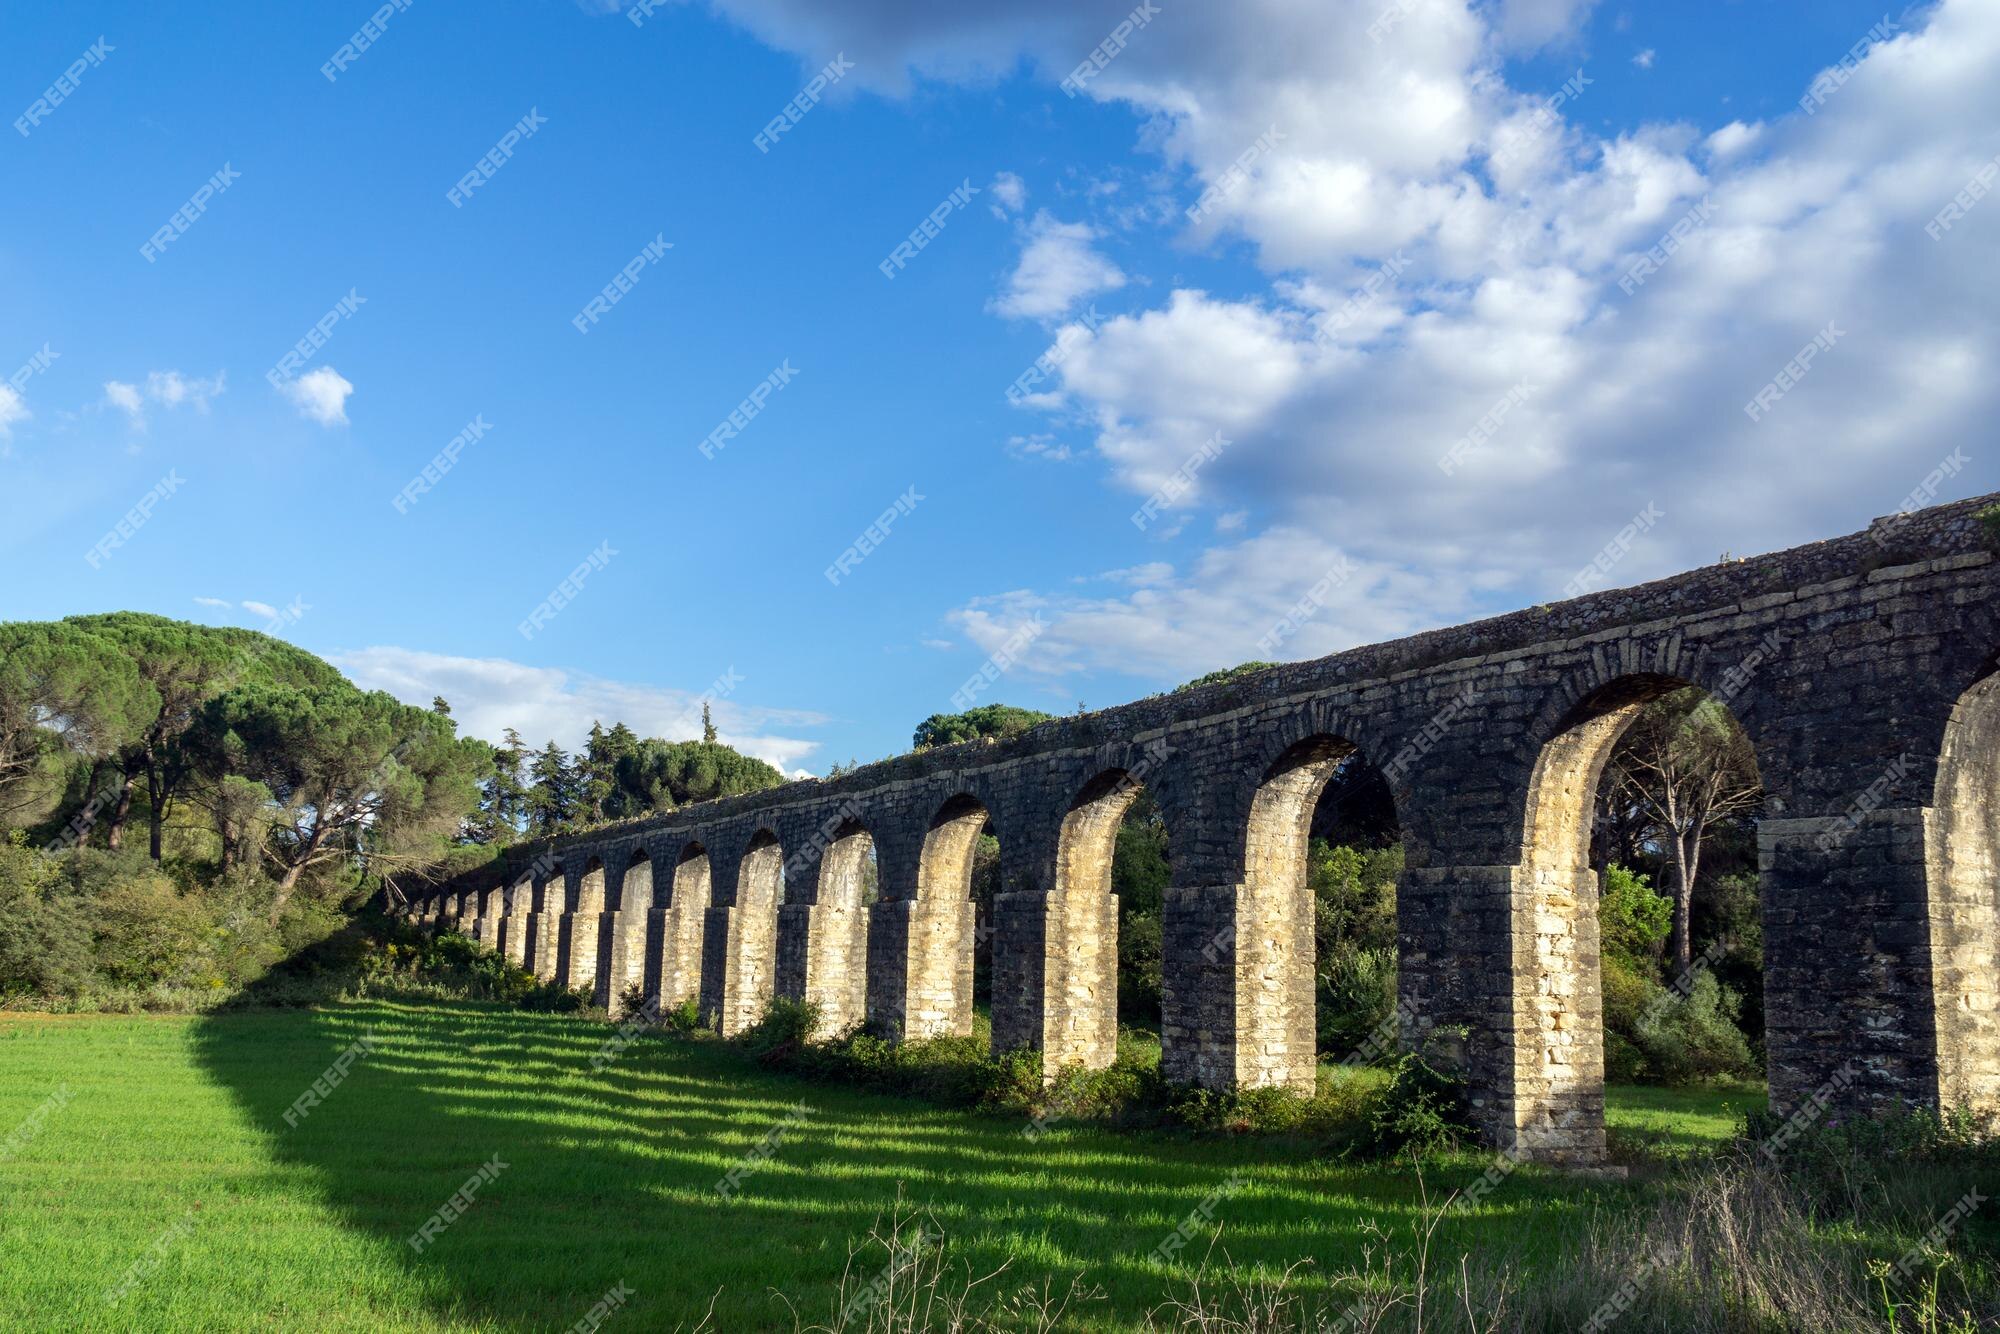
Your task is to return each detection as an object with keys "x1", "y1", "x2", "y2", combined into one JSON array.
[
  {"x1": 1509, "y1": 669, "x2": 1764, "y2": 1162},
  {"x1": 872, "y1": 794, "x2": 984, "y2": 1040},
  {"x1": 535, "y1": 862, "x2": 567, "y2": 915},
  {"x1": 1926, "y1": 667, "x2": 2000, "y2": 1112},
  {"x1": 1233, "y1": 733, "x2": 1381, "y2": 1093},
  {"x1": 576, "y1": 856, "x2": 608, "y2": 916},
  {"x1": 919, "y1": 794, "x2": 988, "y2": 903},
  {"x1": 620, "y1": 847, "x2": 654, "y2": 913},
  {"x1": 801, "y1": 819, "x2": 874, "y2": 1037},
  {"x1": 715, "y1": 829, "x2": 783, "y2": 1036},
  {"x1": 1045, "y1": 768, "x2": 1148, "y2": 1072}
]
